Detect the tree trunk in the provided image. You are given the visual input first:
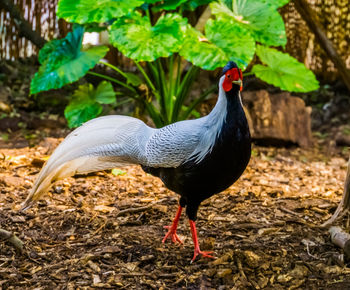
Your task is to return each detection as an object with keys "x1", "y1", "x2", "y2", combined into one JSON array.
[
  {"x1": 293, "y1": 0, "x2": 350, "y2": 92},
  {"x1": 0, "y1": 0, "x2": 46, "y2": 48}
]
